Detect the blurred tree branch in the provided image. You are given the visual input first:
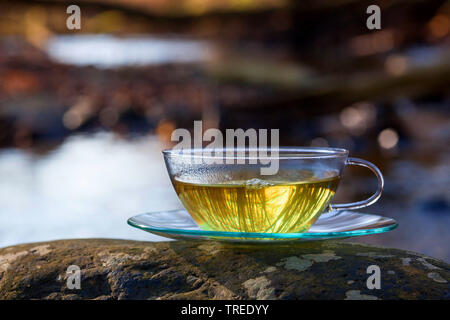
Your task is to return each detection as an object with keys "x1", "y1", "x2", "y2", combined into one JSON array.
[{"x1": 210, "y1": 61, "x2": 450, "y2": 113}]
